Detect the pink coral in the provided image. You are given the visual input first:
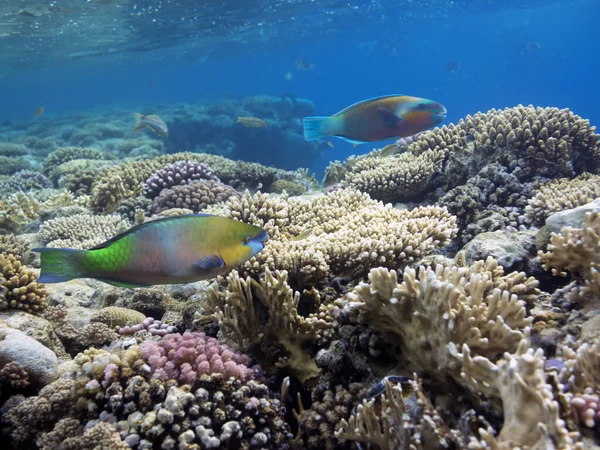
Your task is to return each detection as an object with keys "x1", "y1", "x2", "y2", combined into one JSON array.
[{"x1": 140, "y1": 332, "x2": 256, "y2": 384}]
